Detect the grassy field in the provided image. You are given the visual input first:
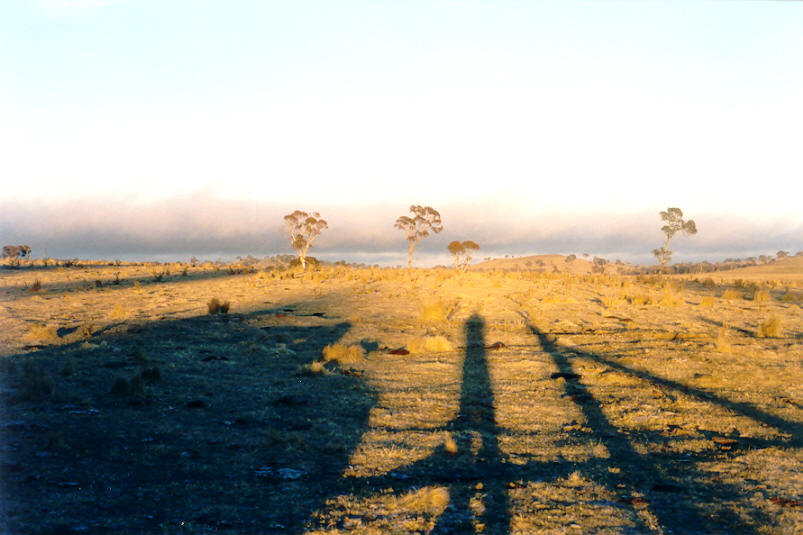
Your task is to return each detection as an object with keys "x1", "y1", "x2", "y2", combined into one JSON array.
[{"x1": 1, "y1": 262, "x2": 801, "y2": 534}]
